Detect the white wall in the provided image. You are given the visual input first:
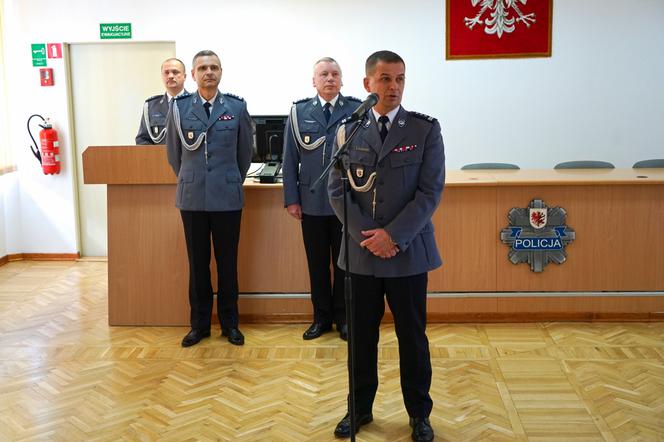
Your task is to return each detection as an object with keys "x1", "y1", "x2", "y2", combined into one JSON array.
[
  {"x1": 3, "y1": 0, "x2": 664, "y2": 254},
  {"x1": 0, "y1": 172, "x2": 19, "y2": 257}
]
